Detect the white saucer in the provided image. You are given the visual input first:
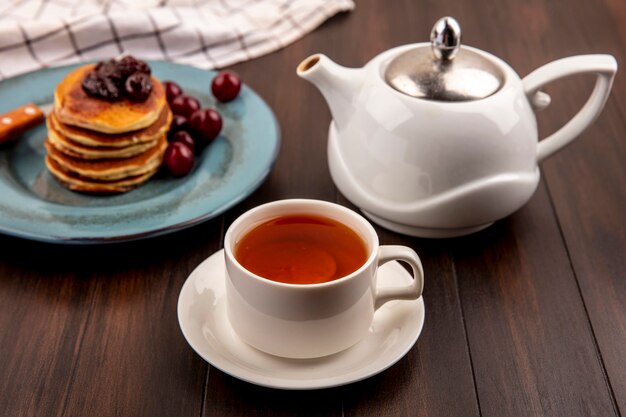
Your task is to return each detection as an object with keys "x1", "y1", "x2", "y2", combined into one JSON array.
[{"x1": 177, "y1": 249, "x2": 425, "y2": 390}]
